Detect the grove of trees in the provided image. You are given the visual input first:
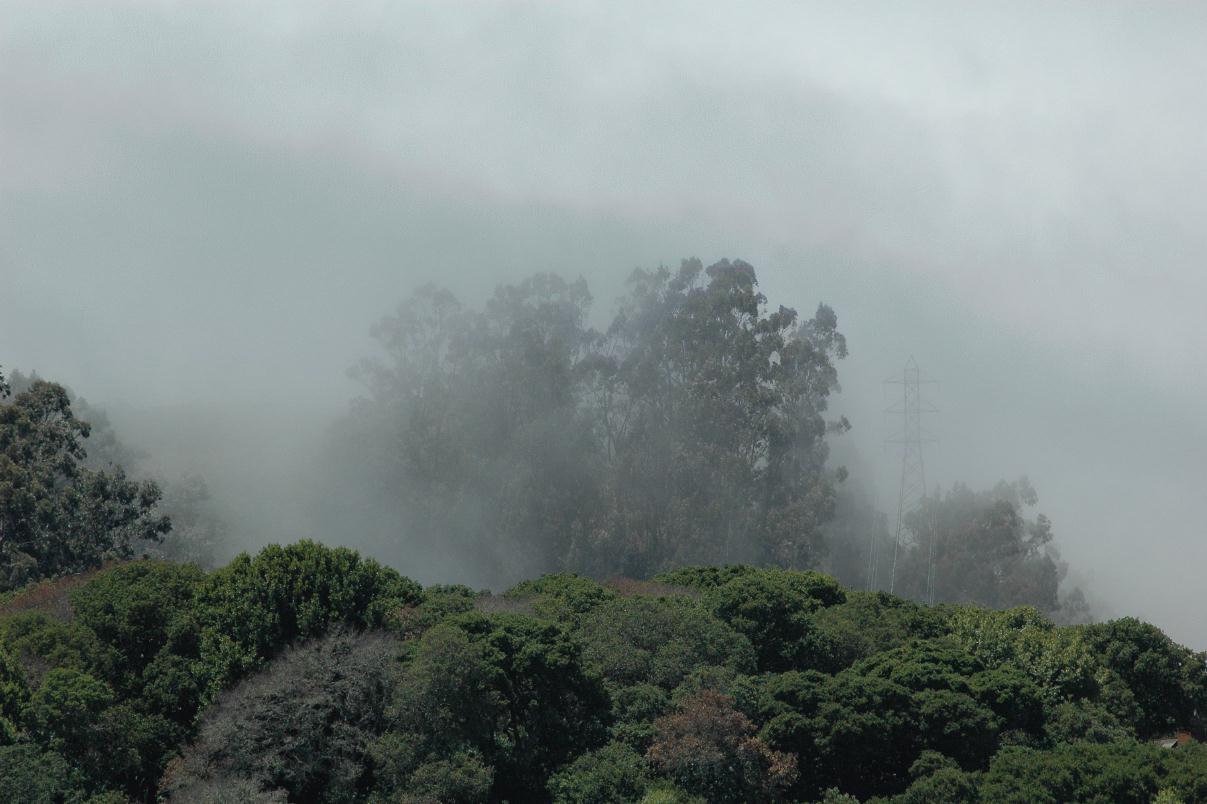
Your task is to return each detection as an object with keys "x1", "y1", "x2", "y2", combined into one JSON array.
[
  {"x1": 333, "y1": 258, "x2": 849, "y2": 586},
  {"x1": 883, "y1": 479, "x2": 1089, "y2": 622},
  {"x1": 328, "y1": 259, "x2": 1085, "y2": 620}
]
